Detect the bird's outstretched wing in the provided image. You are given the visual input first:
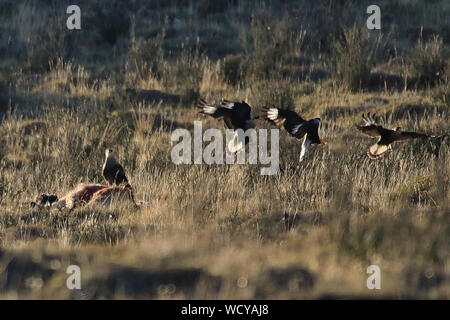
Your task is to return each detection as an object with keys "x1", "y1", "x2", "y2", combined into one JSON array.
[
  {"x1": 395, "y1": 131, "x2": 434, "y2": 141},
  {"x1": 356, "y1": 124, "x2": 385, "y2": 137},
  {"x1": 198, "y1": 98, "x2": 252, "y2": 130},
  {"x1": 264, "y1": 107, "x2": 307, "y2": 139},
  {"x1": 221, "y1": 99, "x2": 252, "y2": 121},
  {"x1": 197, "y1": 98, "x2": 230, "y2": 118},
  {"x1": 355, "y1": 112, "x2": 390, "y2": 137},
  {"x1": 198, "y1": 98, "x2": 234, "y2": 129}
]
